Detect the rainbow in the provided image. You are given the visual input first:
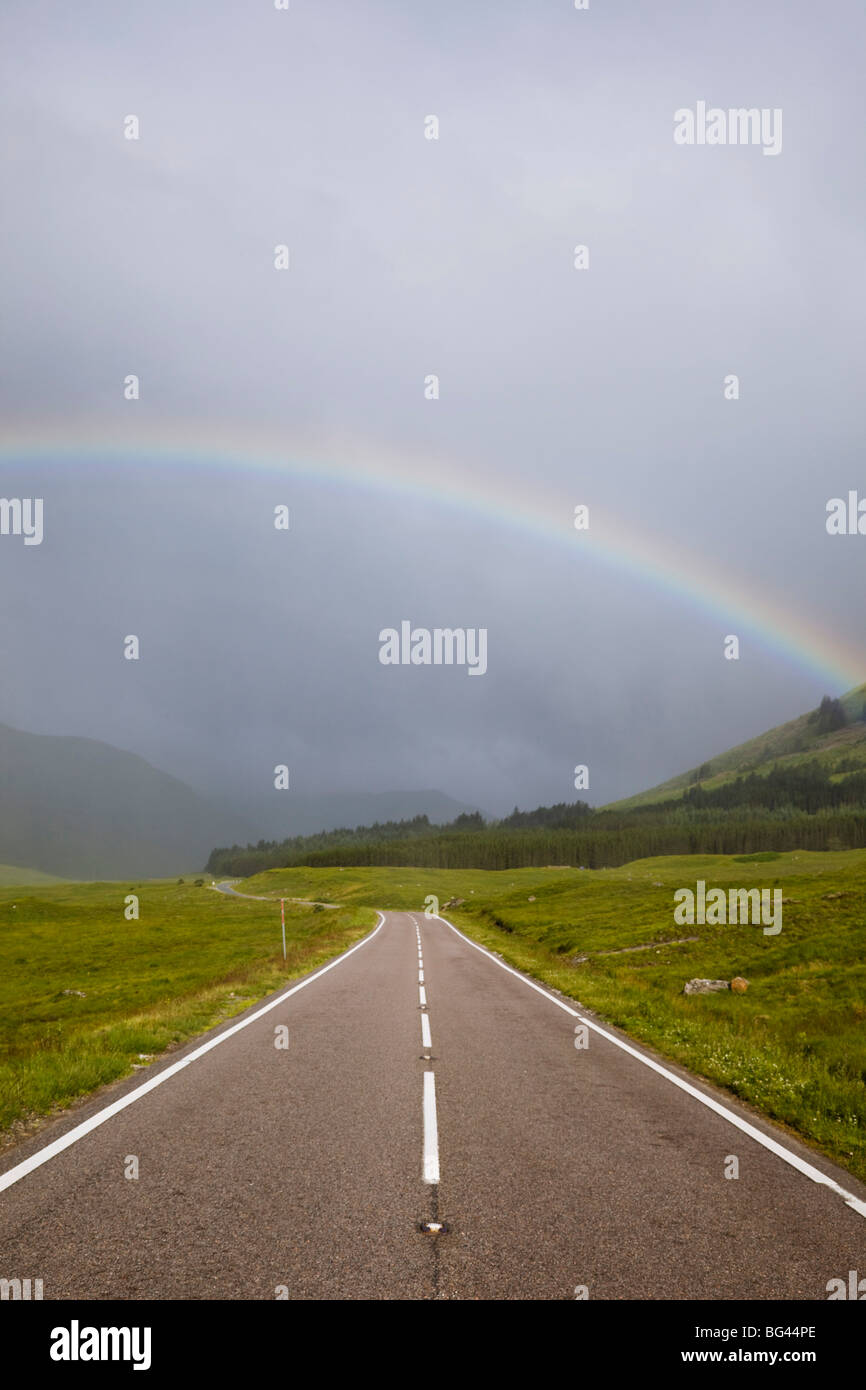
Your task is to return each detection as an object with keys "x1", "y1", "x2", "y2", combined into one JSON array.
[{"x1": 3, "y1": 416, "x2": 863, "y2": 692}]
